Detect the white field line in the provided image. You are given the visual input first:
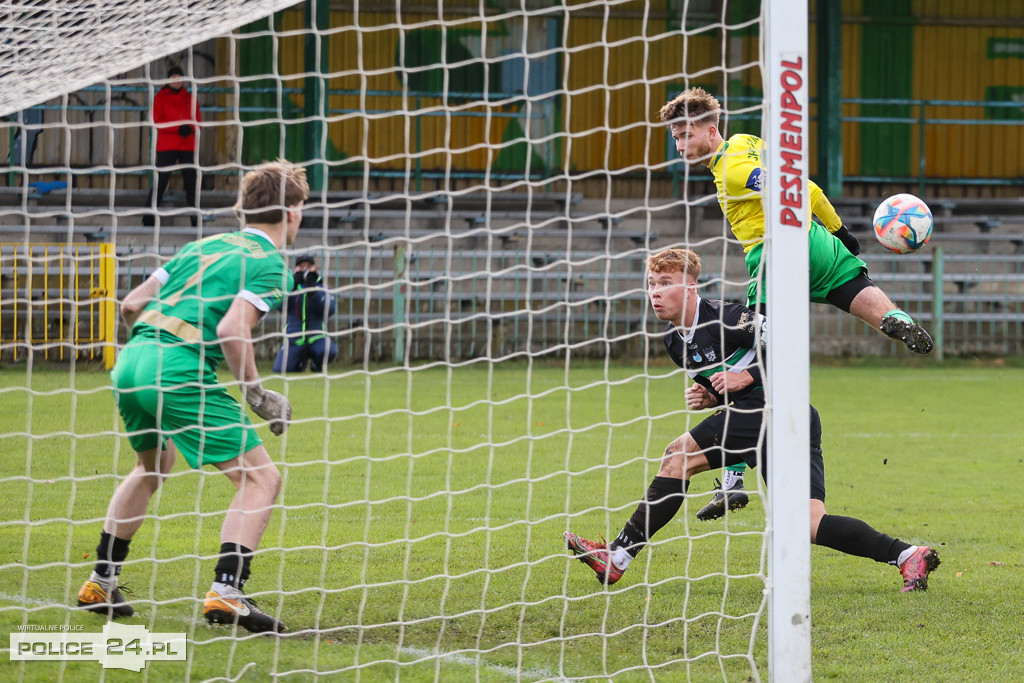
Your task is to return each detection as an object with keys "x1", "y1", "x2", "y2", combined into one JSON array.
[{"x1": 397, "y1": 645, "x2": 562, "y2": 681}]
